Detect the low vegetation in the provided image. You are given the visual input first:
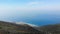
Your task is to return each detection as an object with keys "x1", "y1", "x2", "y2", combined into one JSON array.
[
  {"x1": 39, "y1": 24, "x2": 60, "y2": 34},
  {"x1": 0, "y1": 21, "x2": 42, "y2": 34},
  {"x1": 0, "y1": 21, "x2": 60, "y2": 34}
]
